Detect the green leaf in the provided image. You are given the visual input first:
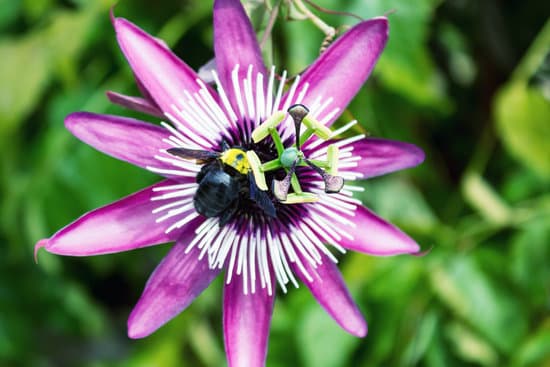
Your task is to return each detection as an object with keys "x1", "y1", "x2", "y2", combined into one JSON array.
[
  {"x1": 298, "y1": 303, "x2": 361, "y2": 367},
  {"x1": 445, "y1": 322, "x2": 499, "y2": 366},
  {"x1": 0, "y1": 6, "x2": 104, "y2": 140},
  {"x1": 0, "y1": 0, "x2": 20, "y2": 30},
  {"x1": 359, "y1": 176, "x2": 438, "y2": 234},
  {"x1": 0, "y1": 35, "x2": 51, "y2": 137},
  {"x1": 430, "y1": 255, "x2": 528, "y2": 353},
  {"x1": 341, "y1": 0, "x2": 451, "y2": 111},
  {"x1": 512, "y1": 319, "x2": 550, "y2": 367},
  {"x1": 495, "y1": 18, "x2": 550, "y2": 179},
  {"x1": 510, "y1": 218, "x2": 550, "y2": 307},
  {"x1": 495, "y1": 82, "x2": 550, "y2": 178}
]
